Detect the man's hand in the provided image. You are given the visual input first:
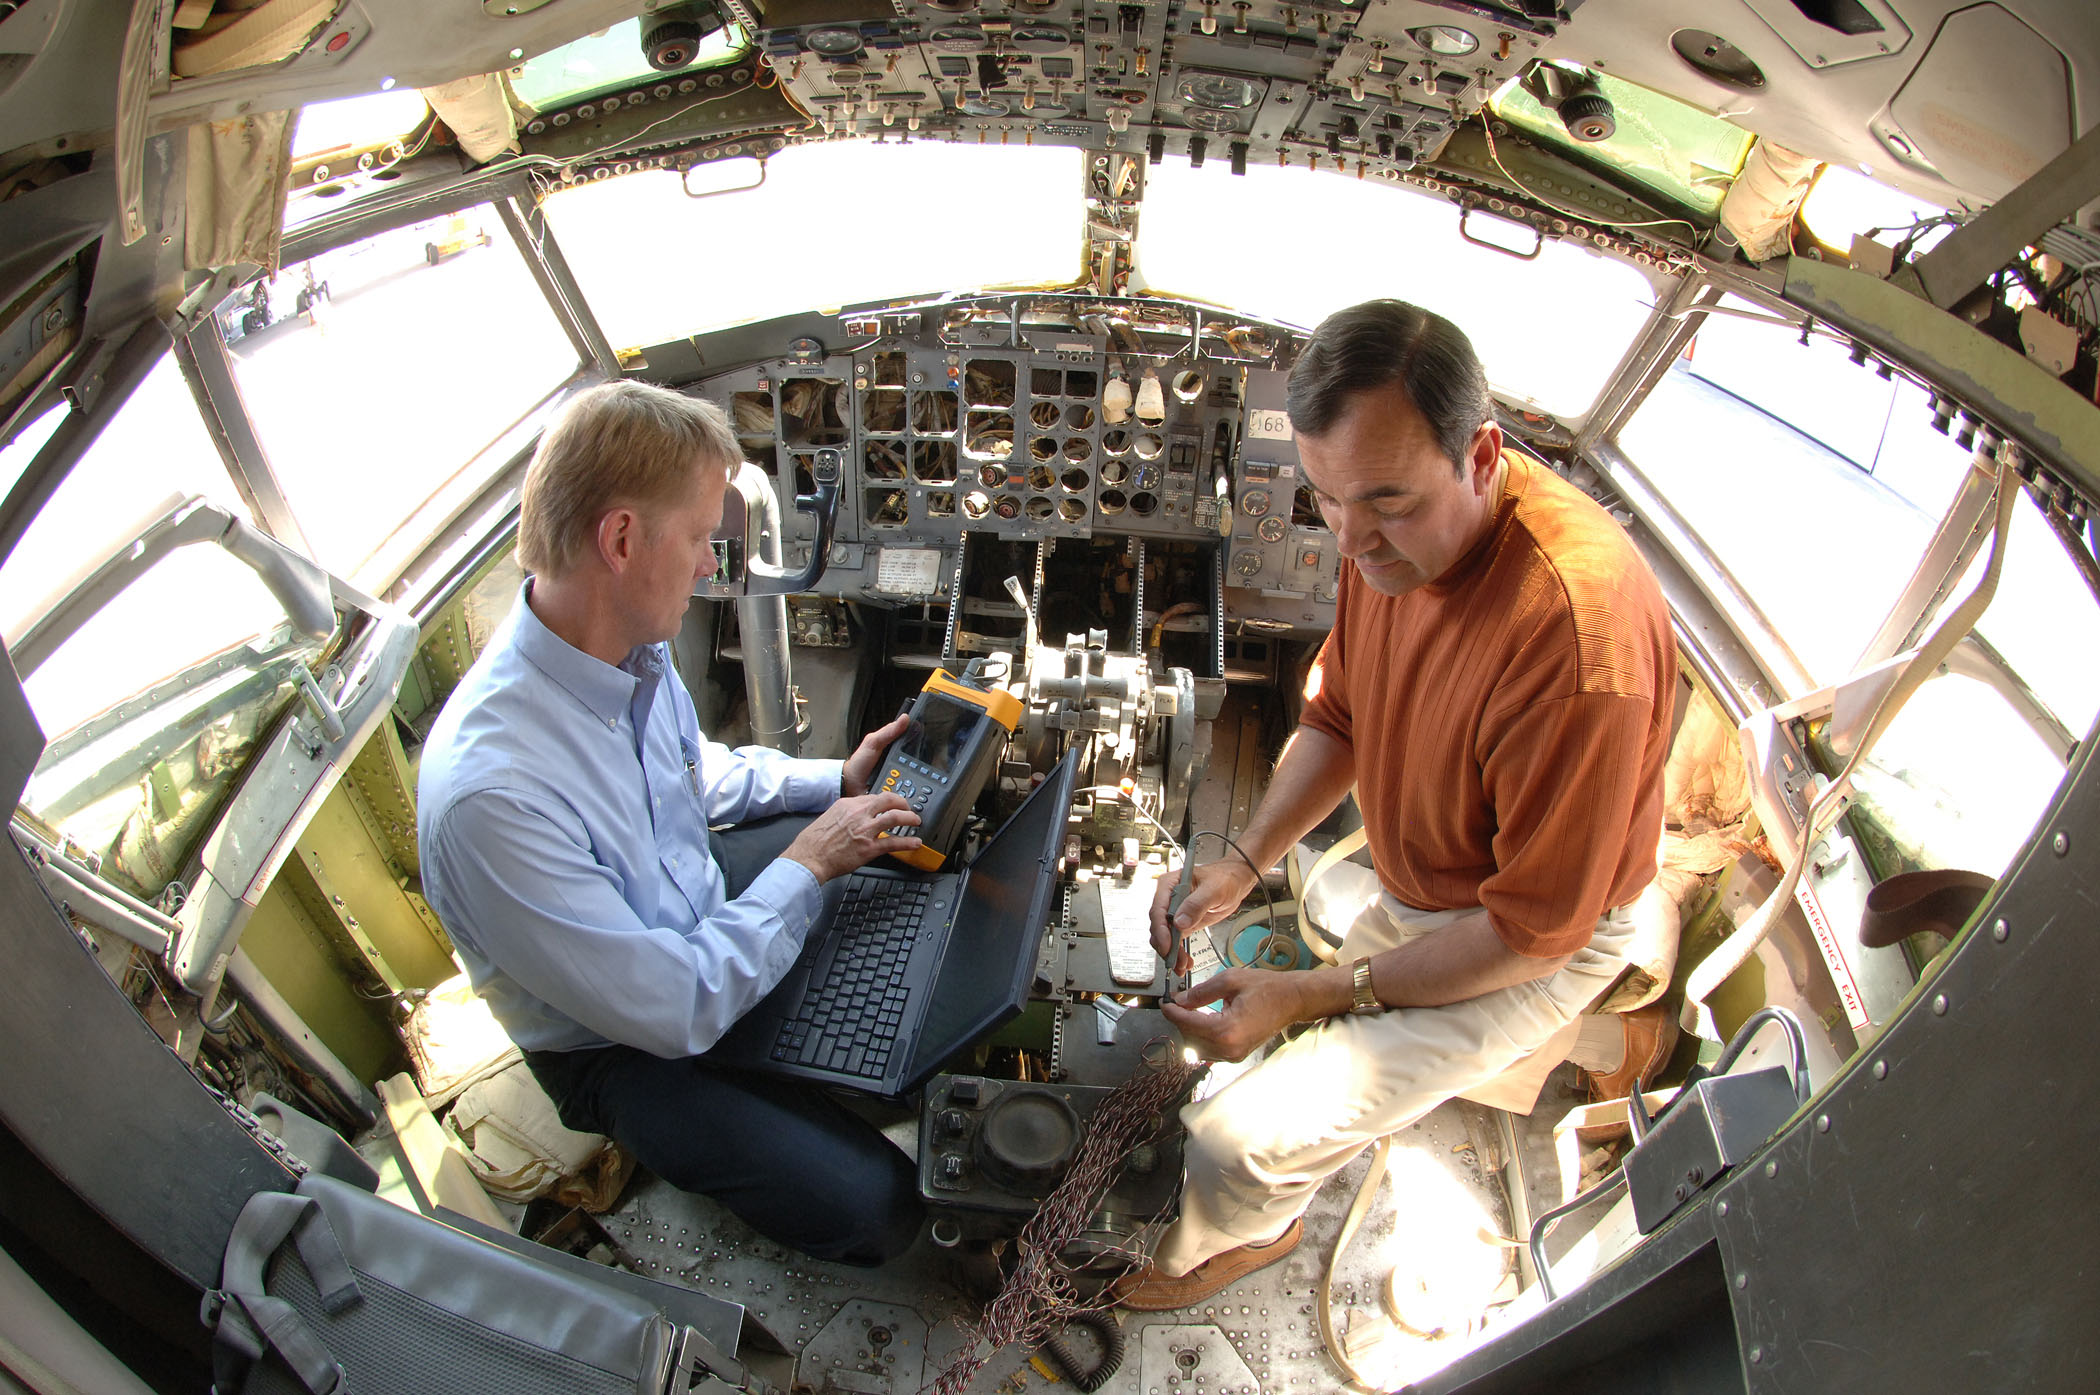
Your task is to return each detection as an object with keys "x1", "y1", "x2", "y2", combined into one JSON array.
[
  {"x1": 783, "y1": 793, "x2": 922, "y2": 881},
  {"x1": 1161, "y1": 967, "x2": 1322, "y2": 1062},
  {"x1": 841, "y1": 713, "x2": 913, "y2": 797},
  {"x1": 1149, "y1": 860, "x2": 1258, "y2": 974}
]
